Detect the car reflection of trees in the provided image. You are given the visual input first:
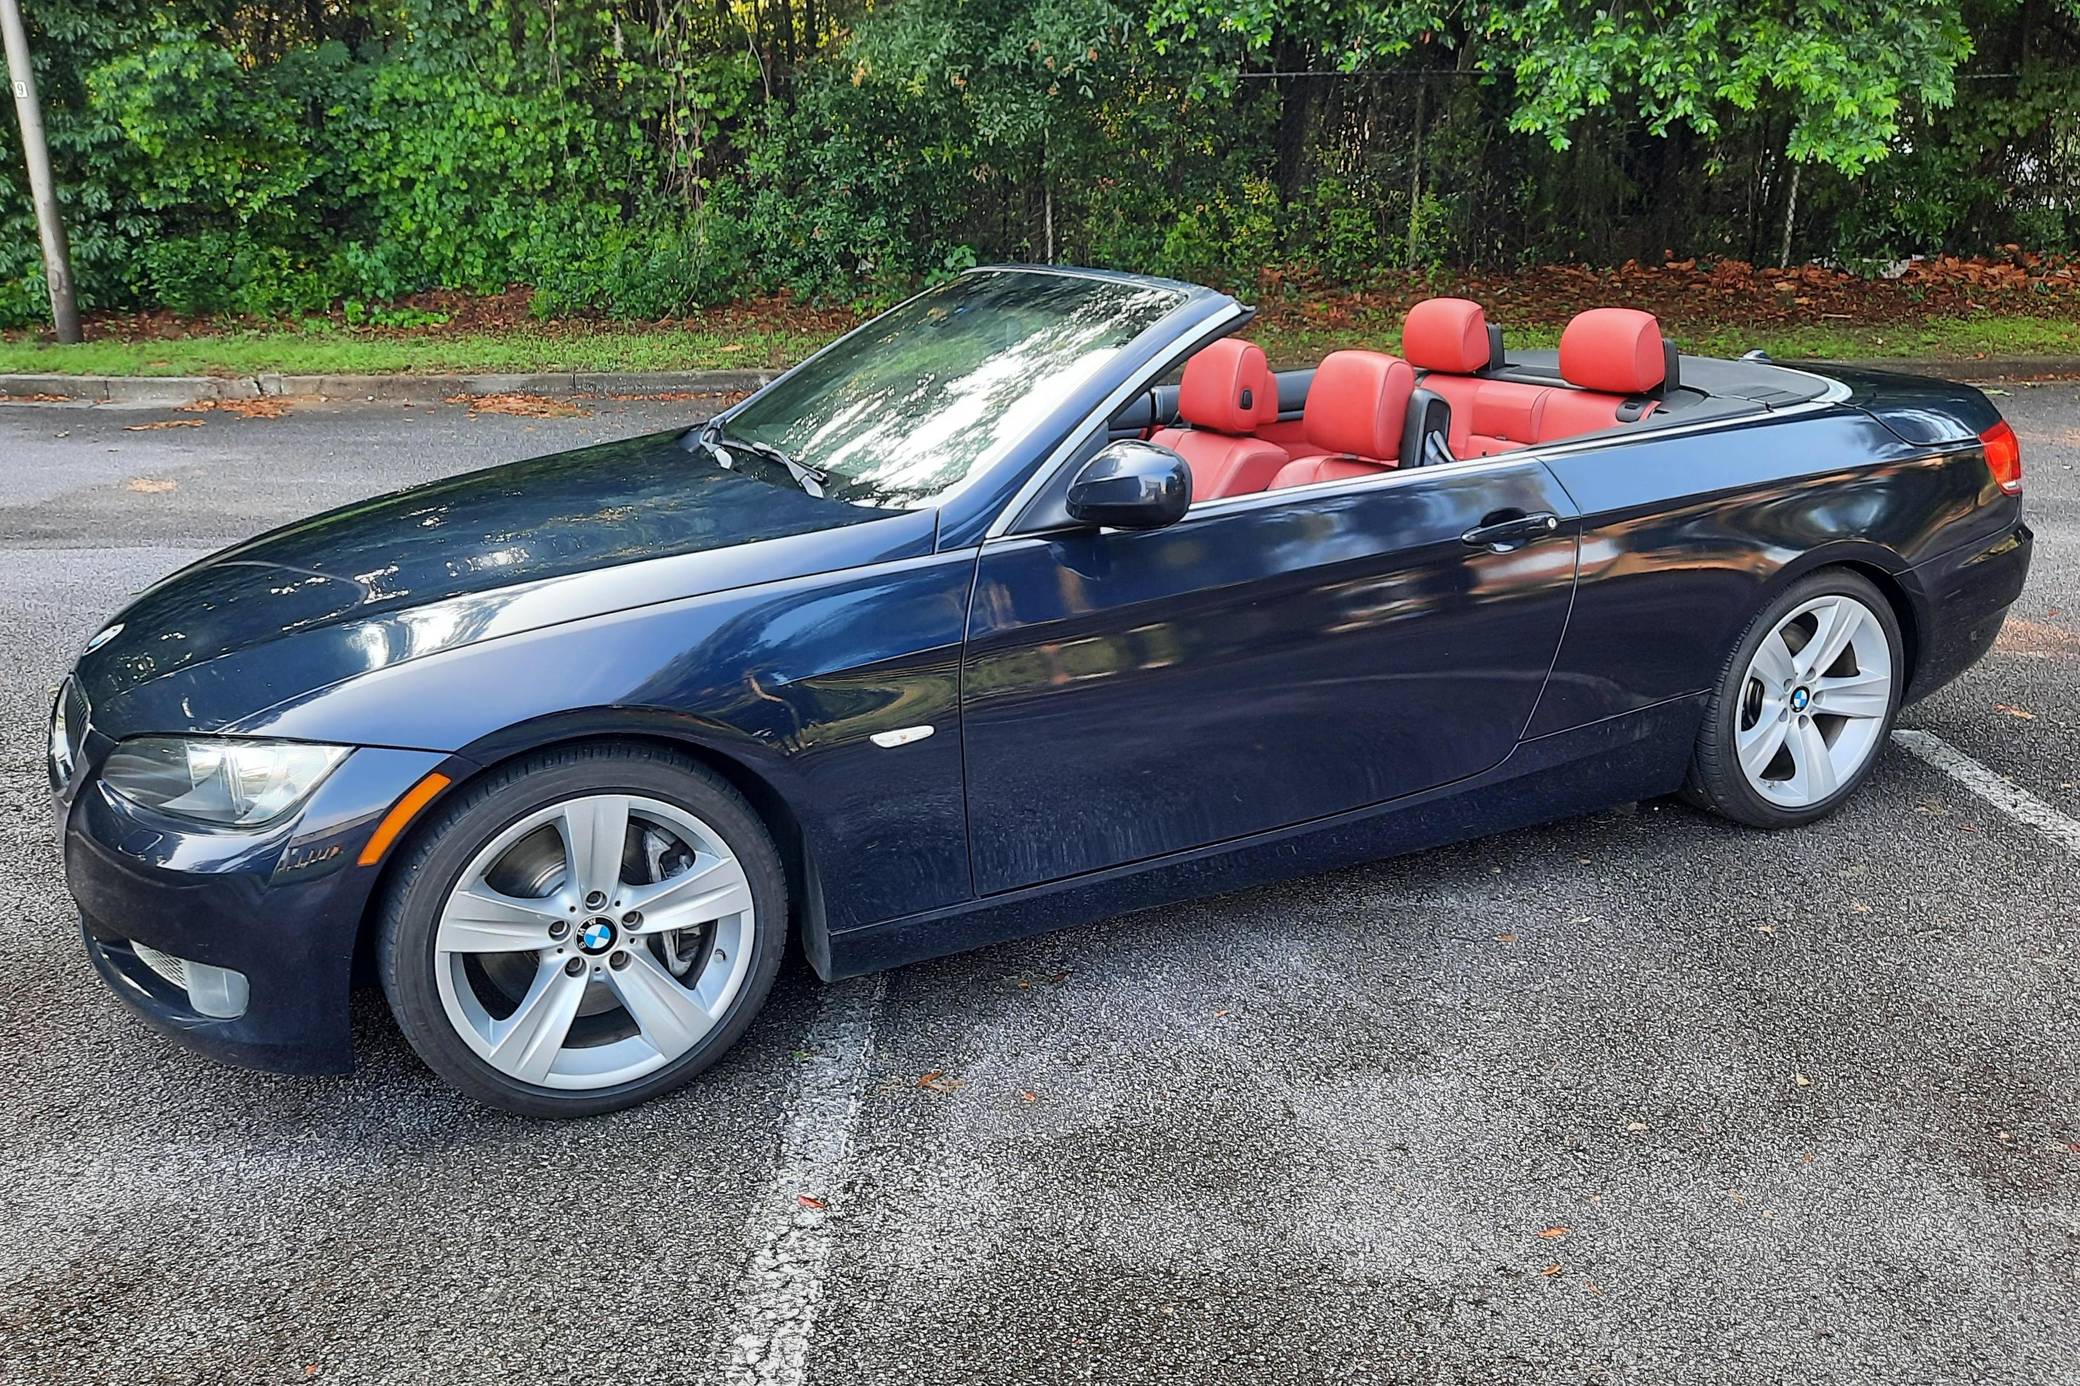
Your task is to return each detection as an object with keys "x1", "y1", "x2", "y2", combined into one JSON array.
[
  {"x1": 623, "y1": 562, "x2": 967, "y2": 757},
  {"x1": 736, "y1": 274, "x2": 1181, "y2": 509}
]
